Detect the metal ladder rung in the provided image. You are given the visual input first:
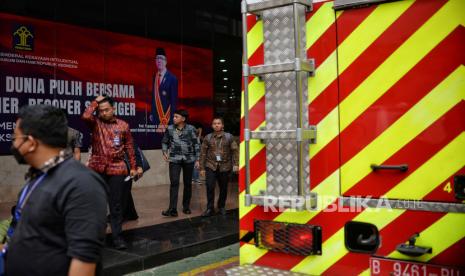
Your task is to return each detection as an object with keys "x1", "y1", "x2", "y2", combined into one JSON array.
[
  {"x1": 243, "y1": 0, "x2": 313, "y2": 14},
  {"x1": 249, "y1": 59, "x2": 315, "y2": 76}
]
